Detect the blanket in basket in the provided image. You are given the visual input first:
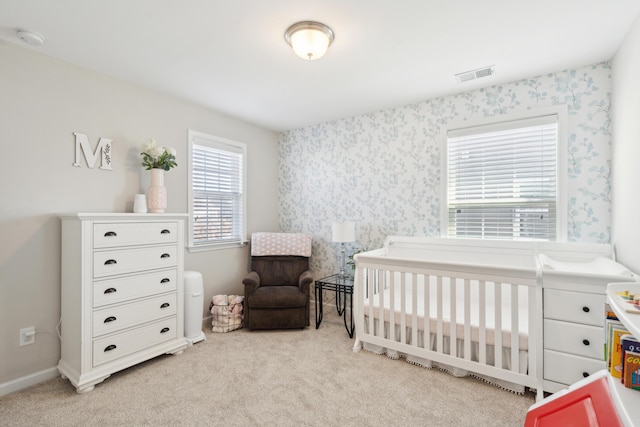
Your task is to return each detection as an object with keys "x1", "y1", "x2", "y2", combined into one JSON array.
[{"x1": 210, "y1": 294, "x2": 244, "y2": 333}]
